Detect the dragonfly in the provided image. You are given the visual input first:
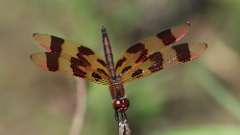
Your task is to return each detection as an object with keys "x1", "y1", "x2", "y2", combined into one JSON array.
[{"x1": 30, "y1": 22, "x2": 207, "y2": 122}]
